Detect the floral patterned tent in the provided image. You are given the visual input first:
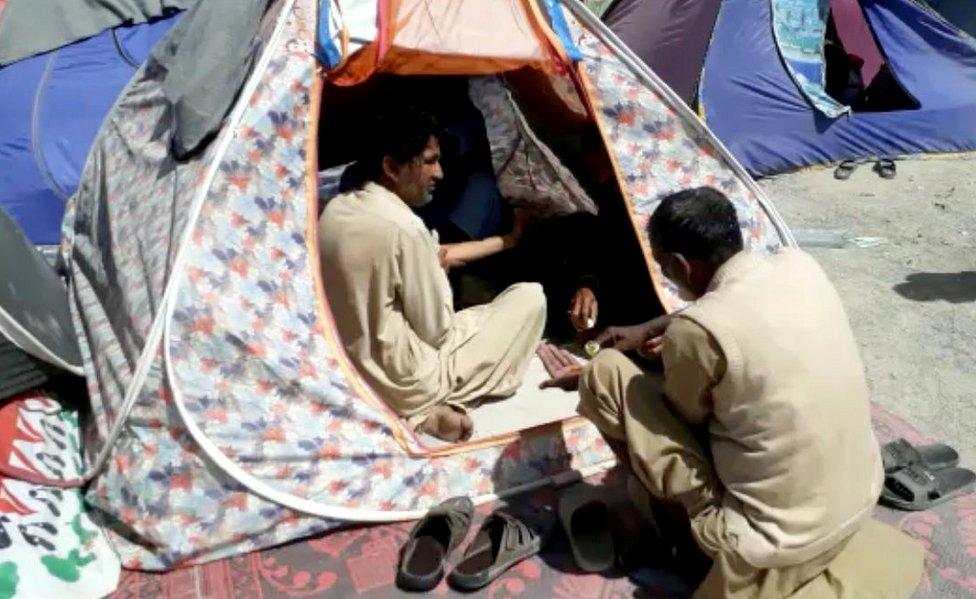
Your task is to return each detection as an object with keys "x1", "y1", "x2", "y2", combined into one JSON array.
[{"x1": 62, "y1": 0, "x2": 792, "y2": 570}]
